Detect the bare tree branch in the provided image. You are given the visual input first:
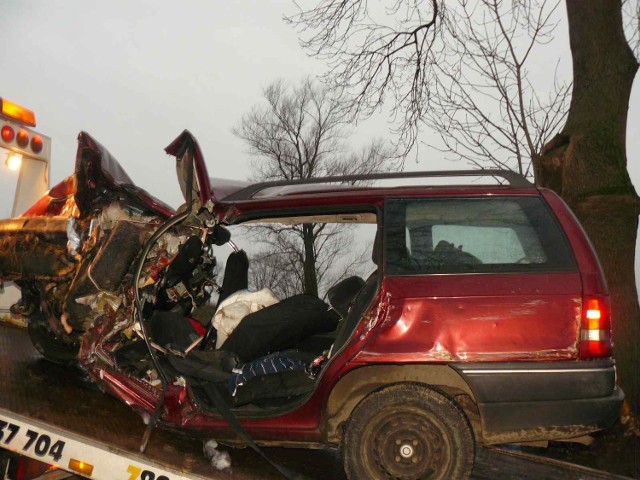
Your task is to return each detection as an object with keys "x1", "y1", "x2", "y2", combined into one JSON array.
[
  {"x1": 235, "y1": 79, "x2": 394, "y2": 295},
  {"x1": 288, "y1": 0, "x2": 570, "y2": 179},
  {"x1": 623, "y1": 0, "x2": 640, "y2": 59}
]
